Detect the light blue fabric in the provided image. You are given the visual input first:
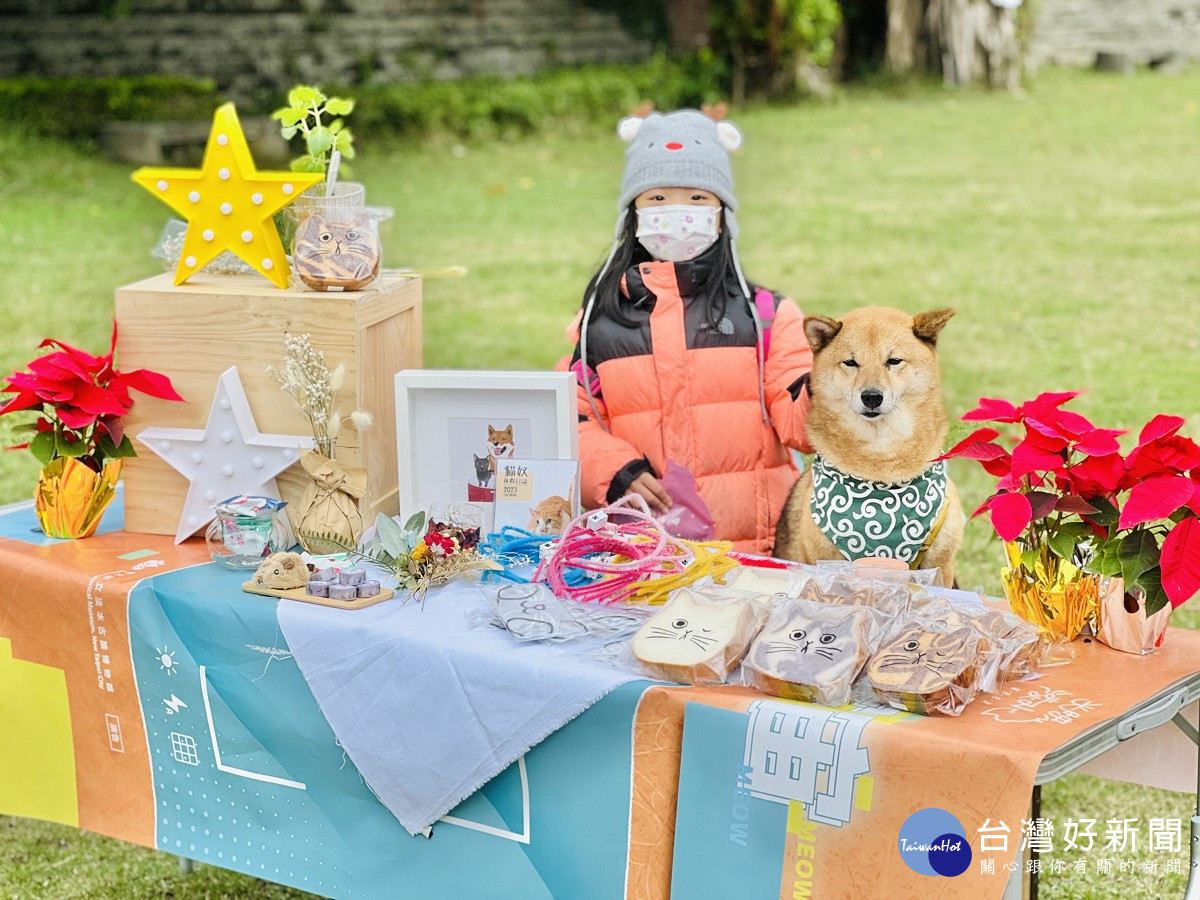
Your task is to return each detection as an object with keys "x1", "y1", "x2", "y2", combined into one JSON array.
[{"x1": 277, "y1": 580, "x2": 640, "y2": 835}]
